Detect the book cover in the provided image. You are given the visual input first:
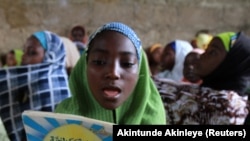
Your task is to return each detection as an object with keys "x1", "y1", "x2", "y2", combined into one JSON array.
[{"x1": 22, "y1": 110, "x2": 113, "y2": 141}]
